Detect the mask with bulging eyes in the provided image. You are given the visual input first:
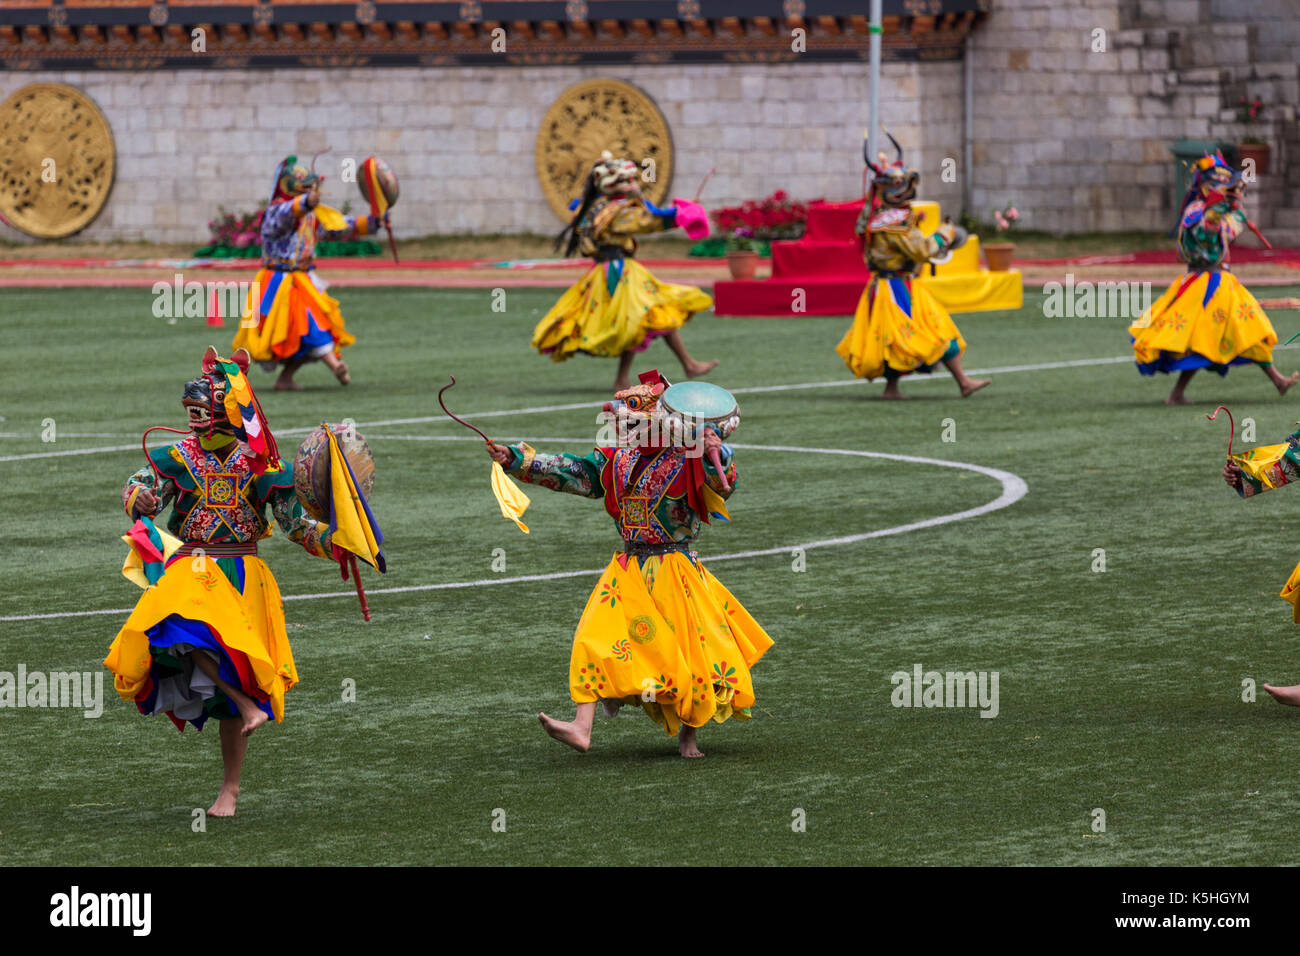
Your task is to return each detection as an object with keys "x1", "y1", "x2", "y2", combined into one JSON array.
[
  {"x1": 181, "y1": 372, "x2": 234, "y2": 436},
  {"x1": 601, "y1": 382, "x2": 666, "y2": 447}
]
